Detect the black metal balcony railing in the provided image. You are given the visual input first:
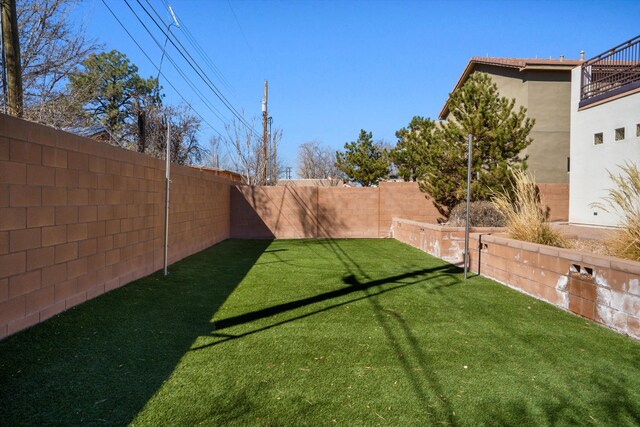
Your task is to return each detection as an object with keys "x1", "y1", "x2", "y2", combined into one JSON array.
[{"x1": 580, "y1": 35, "x2": 640, "y2": 106}]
